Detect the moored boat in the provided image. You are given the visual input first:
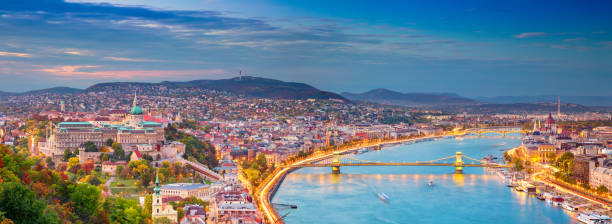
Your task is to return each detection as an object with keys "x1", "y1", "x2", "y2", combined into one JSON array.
[{"x1": 577, "y1": 212, "x2": 612, "y2": 224}]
